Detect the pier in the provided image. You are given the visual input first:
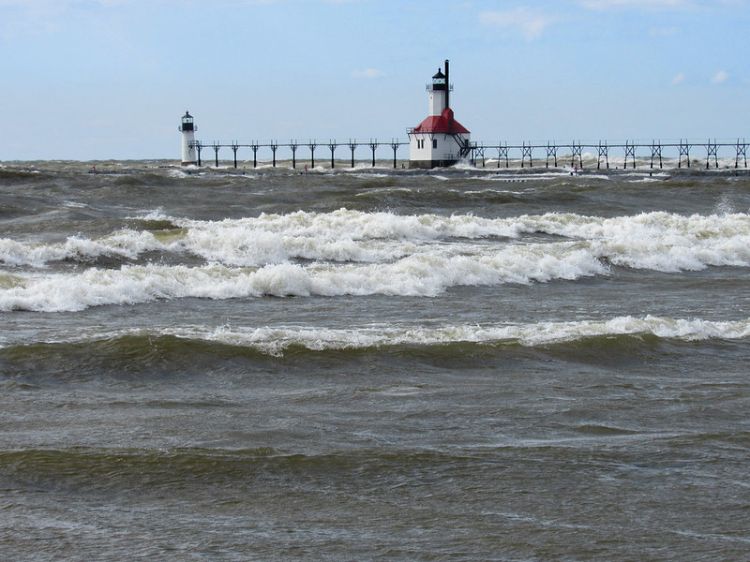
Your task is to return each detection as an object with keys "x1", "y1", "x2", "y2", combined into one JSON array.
[{"x1": 187, "y1": 138, "x2": 748, "y2": 170}]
